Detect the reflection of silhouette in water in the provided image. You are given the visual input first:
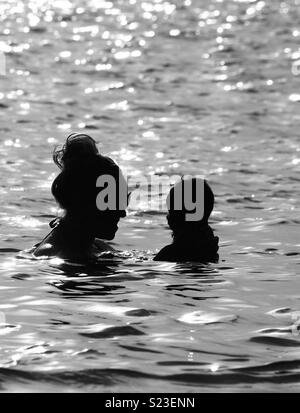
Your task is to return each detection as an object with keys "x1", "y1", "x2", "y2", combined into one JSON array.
[
  {"x1": 154, "y1": 178, "x2": 219, "y2": 262},
  {"x1": 53, "y1": 278, "x2": 126, "y2": 297},
  {"x1": 166, "y1": 262, "x2": 220, "y2": 277},
  {"x1": 32, "y1": 133, "x2": 128, "y2": 261},
  {"x1": 46, "y1": 258, "x2": 127, "y2": 297},
  {"x1": 50, "y1": 258, "x2": 120, "y2": 276},
  {"x1": 156, "y1": 262, "x2": 223, "y2": 302},
  {"x1": 44, "y1": 252, "x2": 154, "y2": 294}
]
